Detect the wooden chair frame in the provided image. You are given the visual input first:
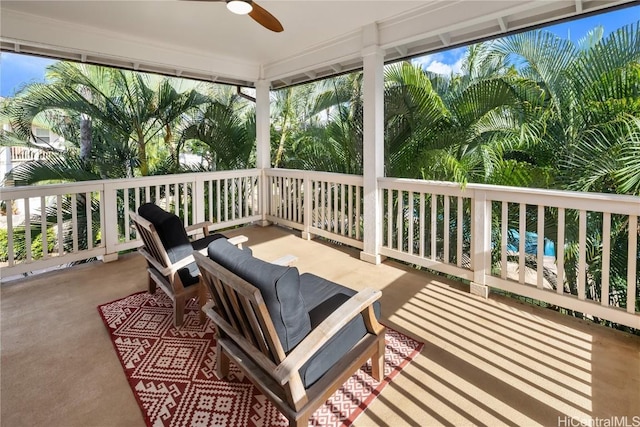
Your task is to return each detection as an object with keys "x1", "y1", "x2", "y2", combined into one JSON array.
[
  {"x1": 130, "y1": 211, "x2": 247, "y2": 326},
  {"x1": 193, "y1": 251, "x2": 386, "y2": 427}
]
